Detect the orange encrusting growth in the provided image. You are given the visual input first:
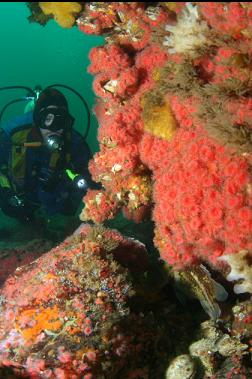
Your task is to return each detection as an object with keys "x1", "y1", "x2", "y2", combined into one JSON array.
[{"x1": 15, "y1": 305, "x2": 63, "y2": 343}]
